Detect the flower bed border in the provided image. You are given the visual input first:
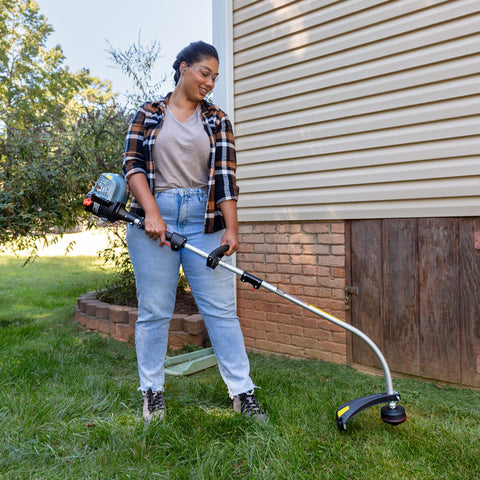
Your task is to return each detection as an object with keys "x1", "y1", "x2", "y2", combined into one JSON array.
[{"x1": 74, "y1": 292, "x2": 207, "y2": 348}]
